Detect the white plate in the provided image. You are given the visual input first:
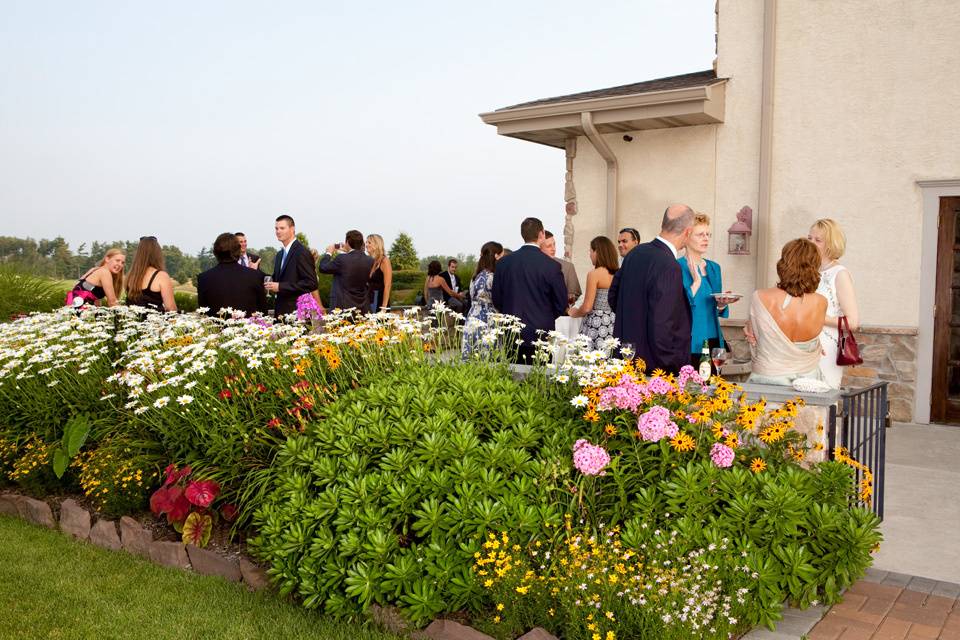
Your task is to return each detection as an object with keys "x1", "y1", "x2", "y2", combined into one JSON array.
[{"x1": 712, "y1": 292, "x2": 742, "y2": 301}]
